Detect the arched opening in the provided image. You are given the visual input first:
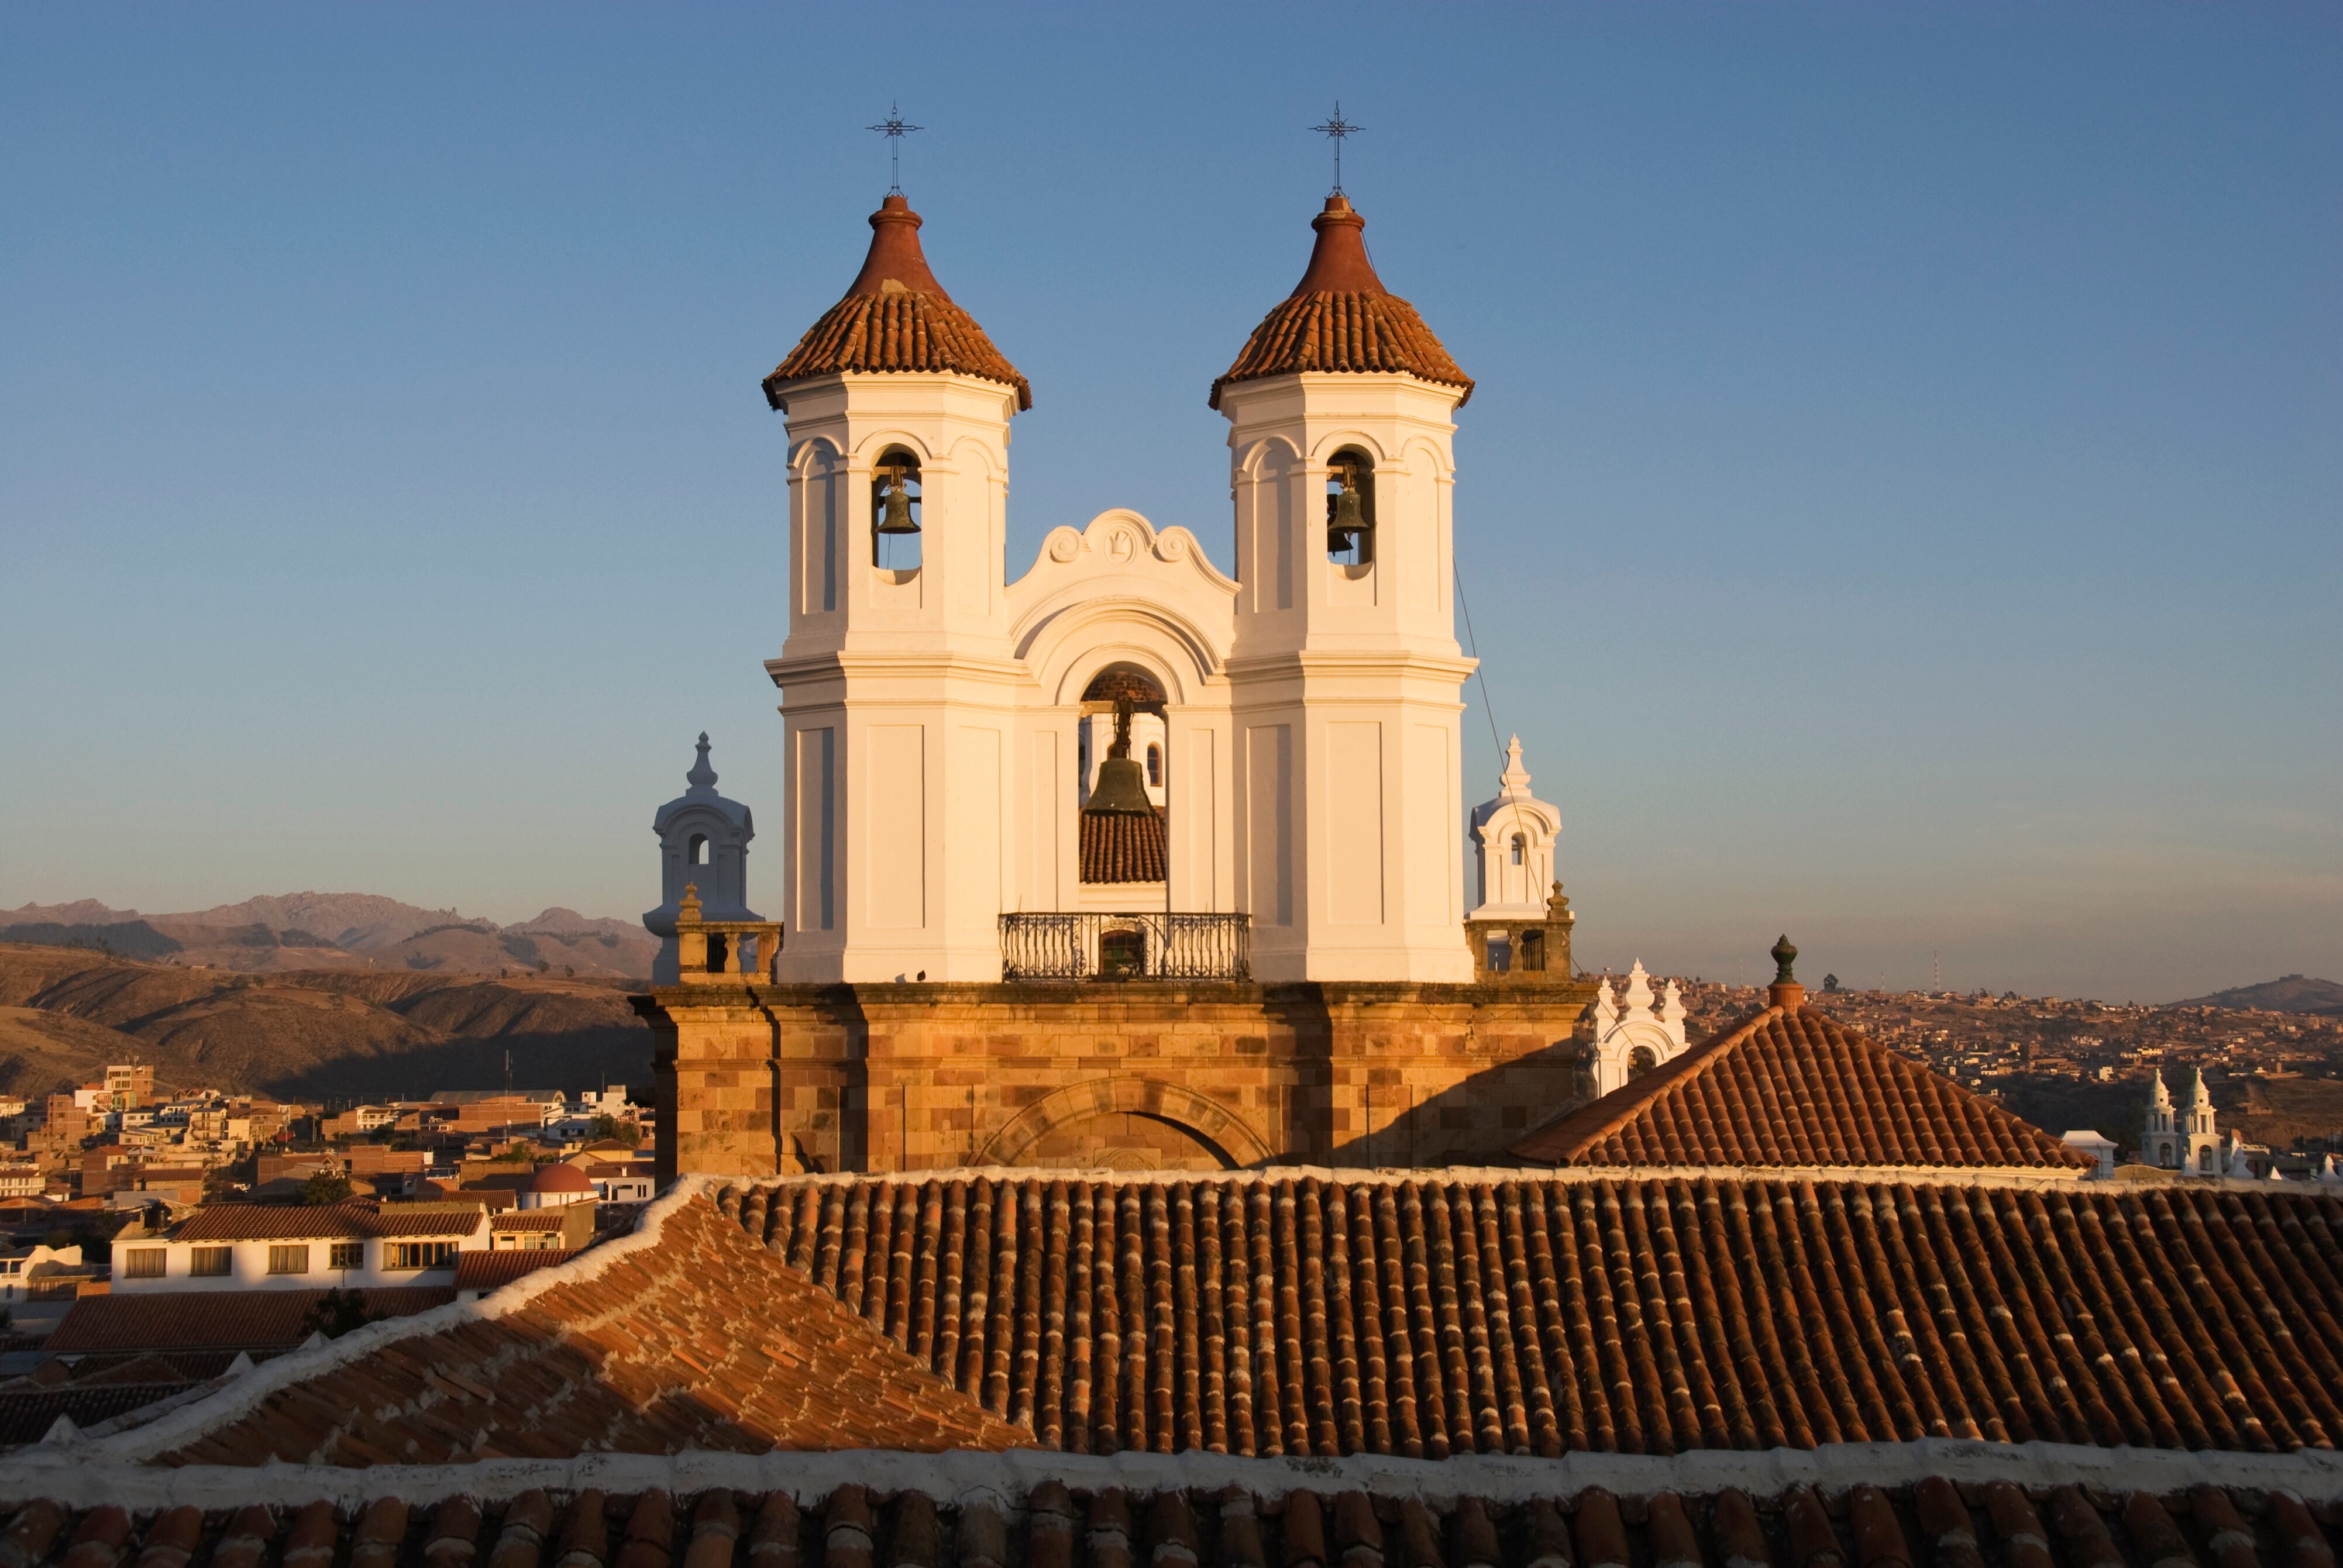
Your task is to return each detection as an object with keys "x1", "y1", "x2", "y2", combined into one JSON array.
[
  {"x1": 1078, "y1": 664, "x2": 1168, "y2": 888},
  {"x1": 871, "y1": 449, "x2": 921, "y2": 574},
  {"x1": 687, "y1": 833, "x2": 708, "y2": 867},
  {"x1": 1519, "y1": 928, "x2": 1546, "y2": 973},
  {"x1": 1627, "y1": 1045, "x2": 1658, "y2": 1080},
  {"x1": 2199, "y1": 1146, "x2": 2213, "y2": 1173},
  {"x1": 1511, "y1": 833, "x2": 1525, "y2": 866},
  {"x1": 1325, "y1": 449, "x2": 1375, "y2": 568},
  {"x1": 1024, "y1": 1110, "x2": 1237, "y2": 1171}
]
